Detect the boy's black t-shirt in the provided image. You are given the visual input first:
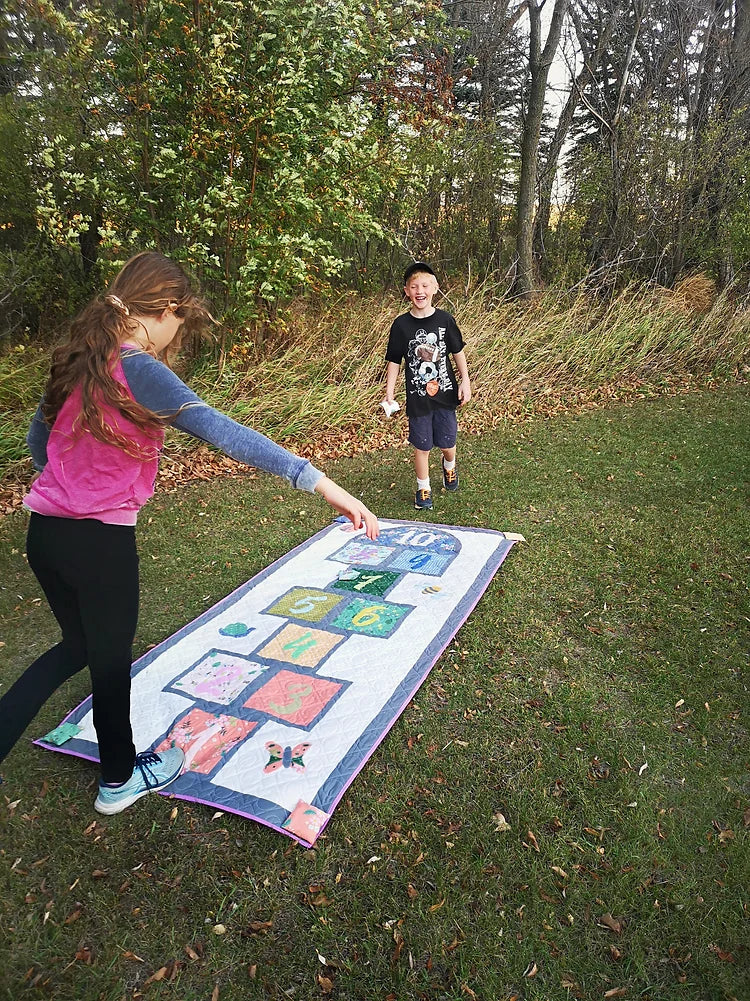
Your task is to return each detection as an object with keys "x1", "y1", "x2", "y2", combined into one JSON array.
[{"x1": 385, "y1": 308, "x2": 465, "y2": 418}]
